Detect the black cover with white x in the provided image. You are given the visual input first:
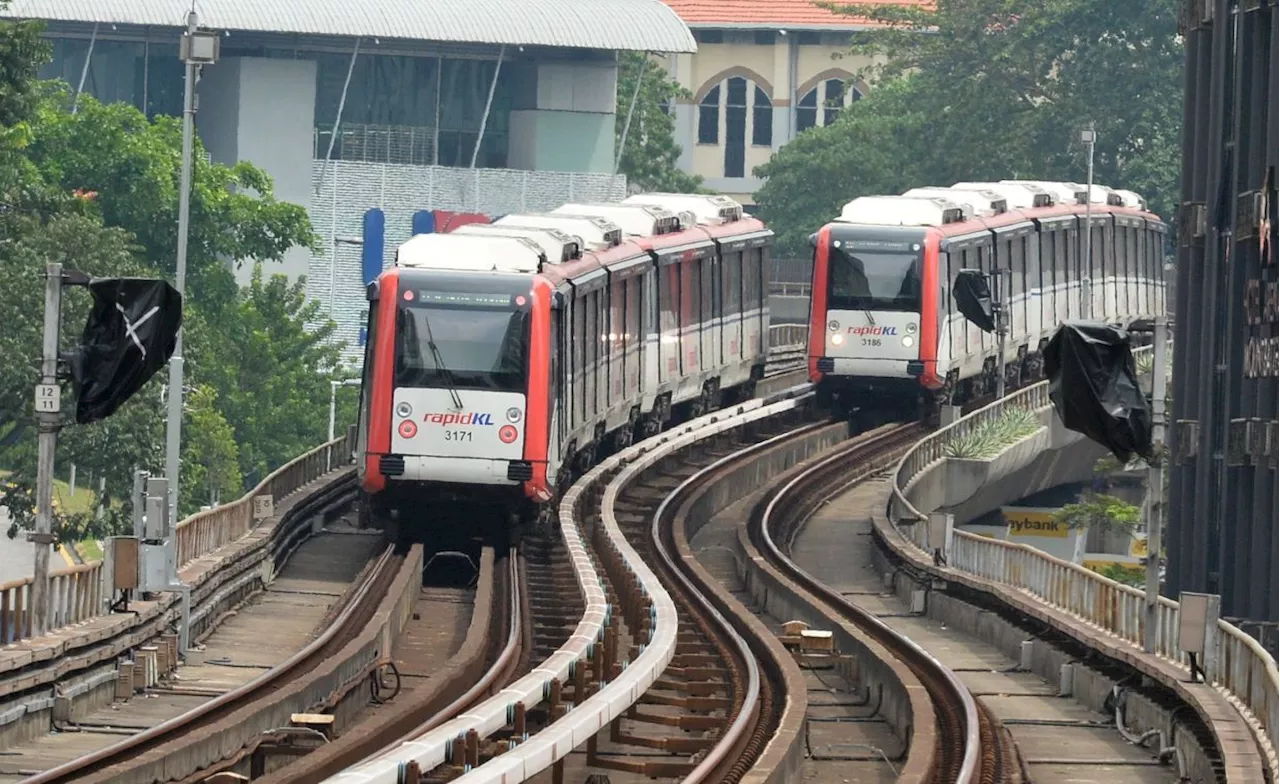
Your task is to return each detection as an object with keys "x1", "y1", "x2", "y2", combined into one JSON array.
[{"x1": 72, "y1": 278, "x2": 182, "y2": 425}]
